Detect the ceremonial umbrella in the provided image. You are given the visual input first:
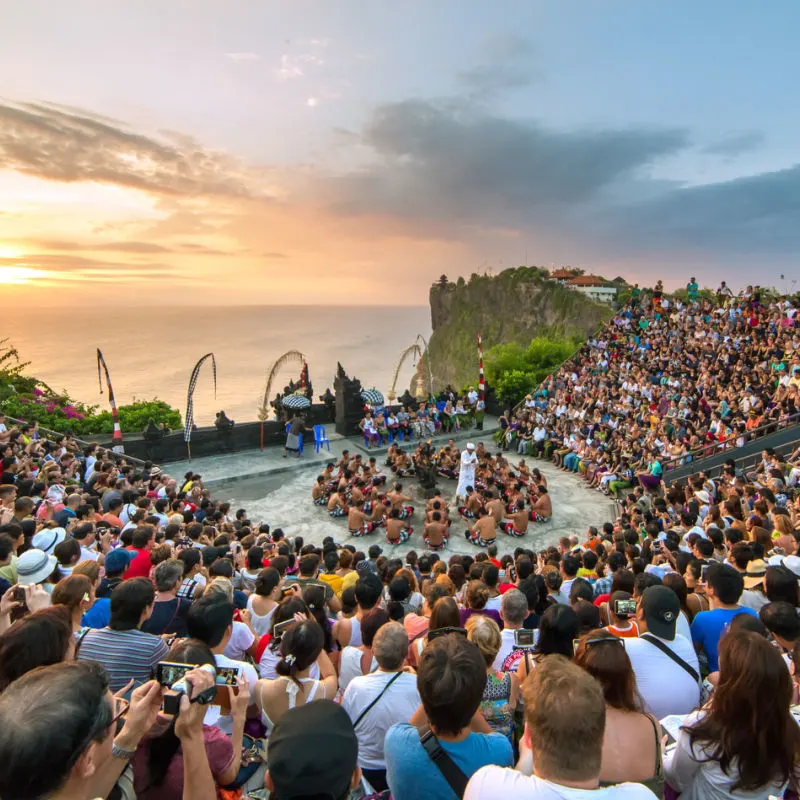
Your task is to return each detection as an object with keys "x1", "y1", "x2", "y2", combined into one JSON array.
[
  {"x1": 361, "y1": 388, "x2": 385, "y2": 406},
  {"x1": 282, "y1": 393, "x2": 311, "y2": 410}
]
